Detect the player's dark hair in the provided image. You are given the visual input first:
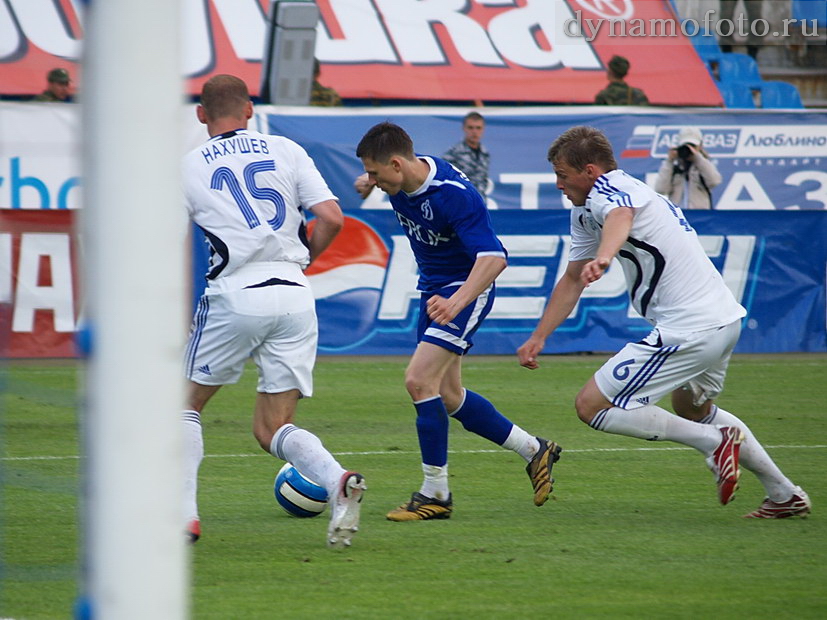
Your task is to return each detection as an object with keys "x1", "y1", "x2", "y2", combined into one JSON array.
[
  {"x1": 200, "y1": 74, "x2": 250, "y2": 122},
  {"x1": 547, "y1": 126, "x2": 617, "y2": 171},
  {"x1": 356, "y1": 122, "x2": 415, "y2": 163},
  {"x1": 464, "y1": 111, "x2": 484, "y2": 124}
]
